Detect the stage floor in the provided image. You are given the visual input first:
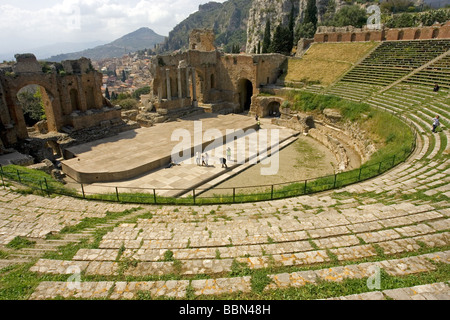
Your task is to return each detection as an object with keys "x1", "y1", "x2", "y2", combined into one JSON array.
[
  {"x1": 61, "y1": 115, "x2": 298, "y2": 197},
  {"x1": 62, "y1": 113, "x2": 258, "y2": 183}
]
